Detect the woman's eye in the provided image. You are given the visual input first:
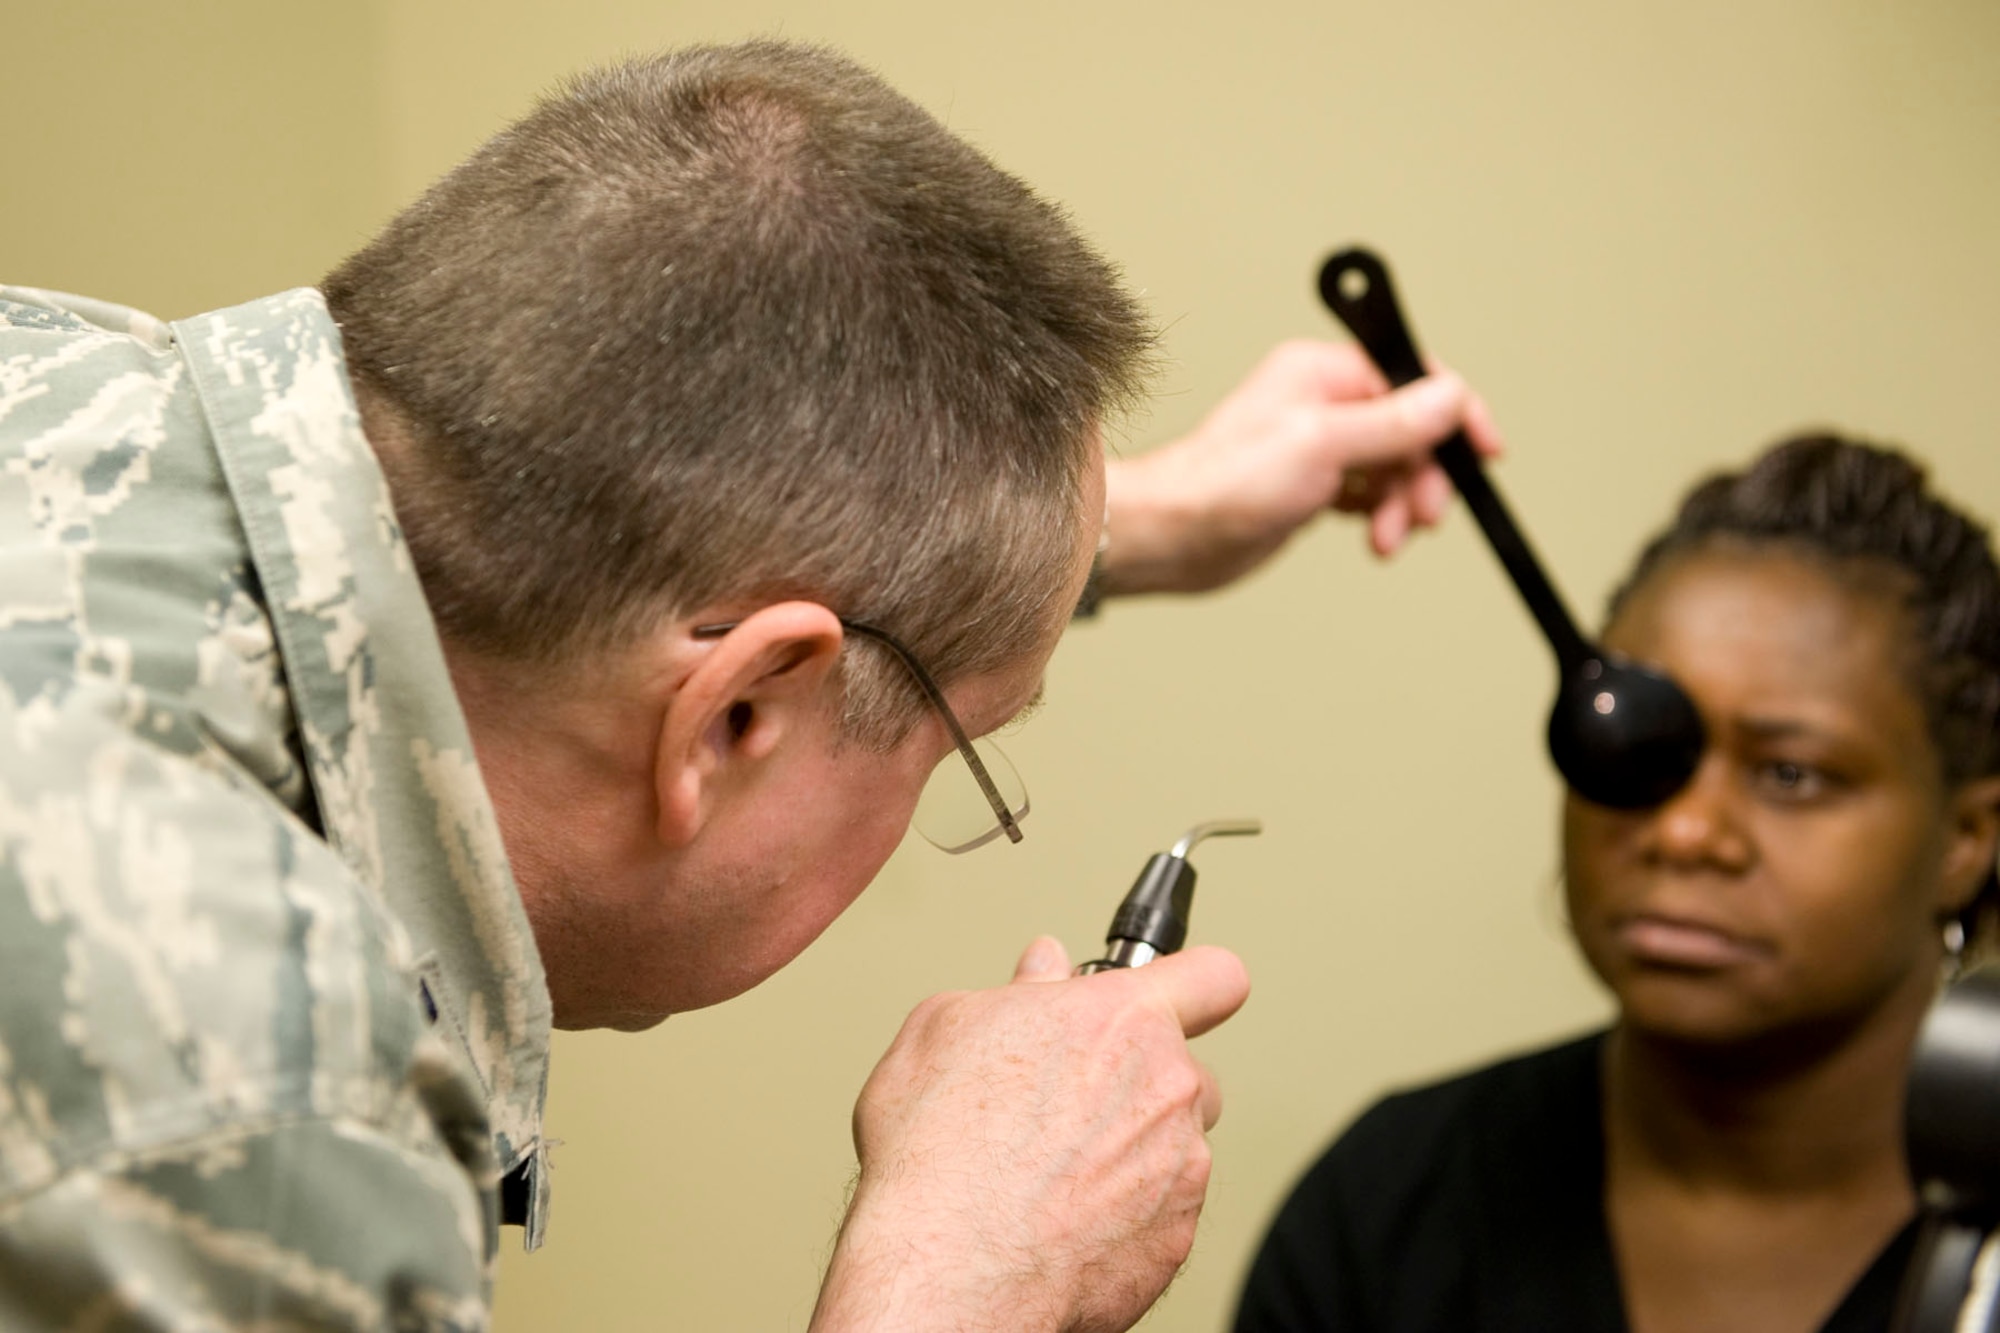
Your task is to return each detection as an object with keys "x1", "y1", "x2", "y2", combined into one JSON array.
[{"x1": 1755, "y1": 760, "x2": 1828, "y2": 800}]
